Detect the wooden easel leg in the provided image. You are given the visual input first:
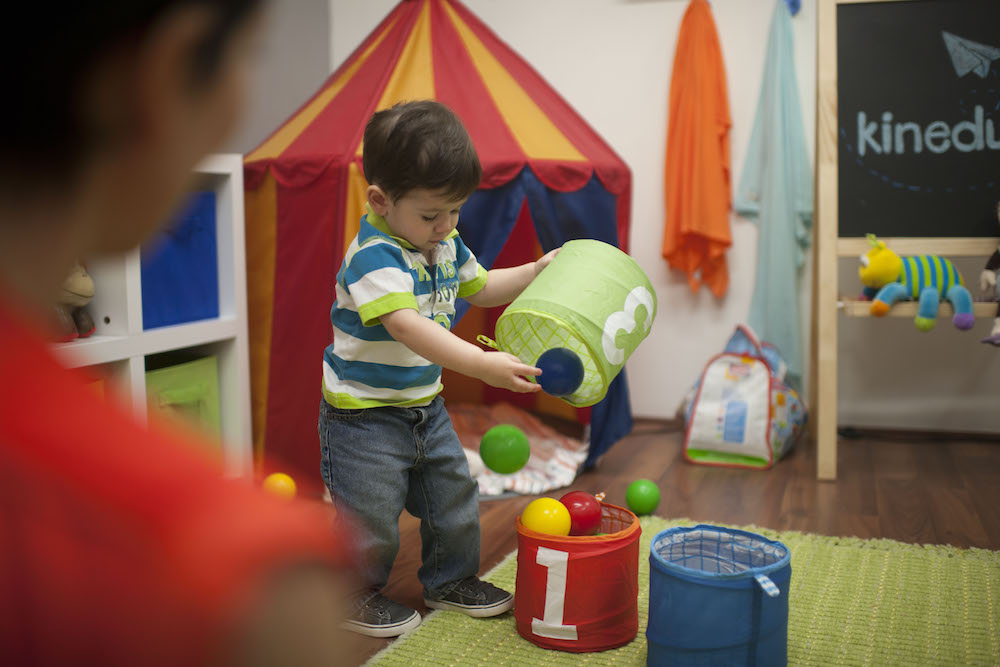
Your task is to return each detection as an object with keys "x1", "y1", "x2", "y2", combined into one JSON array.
[{"x1": 815, "y1": 0, "x2": 839, "y2": 482}]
